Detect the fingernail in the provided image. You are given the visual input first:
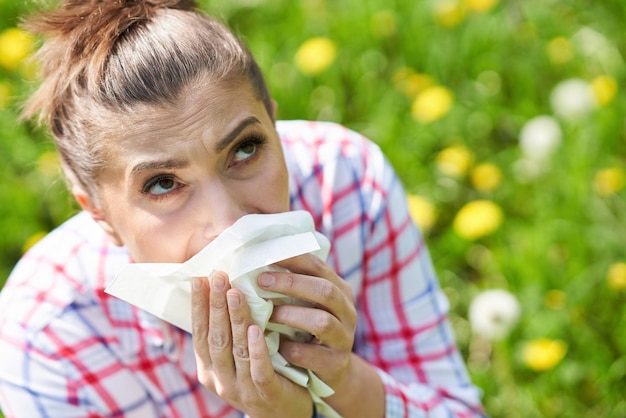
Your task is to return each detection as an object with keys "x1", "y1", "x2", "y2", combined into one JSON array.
[
  {"x1": 227, "y1": 291, "x2": 240, "y2": 308},
  {"x1": 192, "y1": 277, "x2": 202, "y2": 291},
  {"x1": 258, "y1": 273, "x2": 274, "y2": 288},
  {"x1": 248, "y1": 325, "x2": 261, "y2": 341},
  {"x1": 212, "y1": 274, "x2": 225, "y2": 291}
]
